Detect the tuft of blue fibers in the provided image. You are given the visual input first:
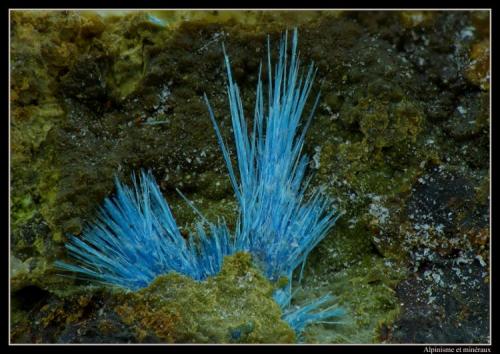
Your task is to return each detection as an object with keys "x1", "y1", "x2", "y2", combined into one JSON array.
[
  {"x1": 56, "y1": 28, "x2": 344, "y2": 336},
  {"x1": 205, "y1": 28, "x2": 344, "y2": 335},
  {"x1": 55, "y1": 171, "x2": 235, "y2": 290}
]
